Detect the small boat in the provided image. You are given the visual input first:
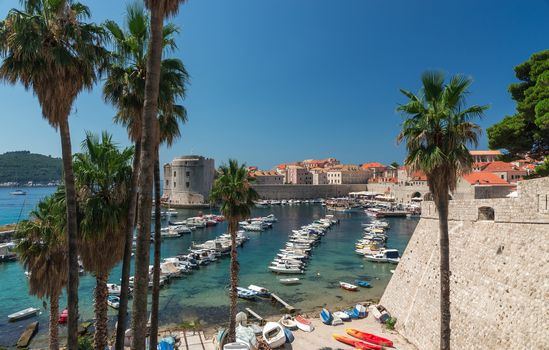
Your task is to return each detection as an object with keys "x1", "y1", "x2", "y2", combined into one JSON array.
[
  {"x1": 294, "y1": 315, "x2": 314, "y2": 332},
  {"x1": 262, "y1": 322, "x2": 286, "y2": 349},
  {"x1": 10, "y1": 189, "x2": 27, "y2": 195},
  {"x1": 223, "y1": 343, "x2": 250, "y2": 350},
  {"x1": 369, "y1": 304, "x2": 391, "y2": 323},
  {"x1": 58, "y1": 308, "x2": 68, "y2": 324},
  {"x1": 236, "y1": 287, "x2": 257, "y2": 300},
  {"x1": 331, "y1": 317, "x2": 344, "y2": 326},
  {"x1": 320, "y1": 308, "x2": 333, "y2": 325},
  {"x1": 346, "y1": 328, "x2": 394, "y2": 347},
  {"x1": 352, "y1": 304, "x2": 367, "y2": 319},
  {"x1": 332, "y1": 334, "x2": 382, "y2": 350},
  {"x1": 107, "y1": 295, "x2": 120, "y2": 309},
  {"x1": 280, "y1": 278, "x2": 301, "y2": 285},
  {"x1": 279, "y1": 315, "x2": 298, "y2": 330},
  {"x1": 339, "y1": 281, "x2": 358, "y2": 291},
  {"x1": 8, "y1": 307, "x2": 40, "y2": 322},
  {"x1": 344, "y1": 309, "x2": 358, "y2": 319},
  {"x1": 283, "y1": 327, "x2": 294, "y2": 343},
  {"x1": 269, "y1": 265, "x2": 303, "y2": 274},
  {"x1": 355, "y1": 280, "x2": 372, "y2": 288},
  {"x1": 333, "y1": 311, "x2": 351, "y2": 321},
  {"x1": 107, "y1": 283, "x2": 123, "y2": 296},
  {"x1": 247, "y1": 284, "x2": 270, "y2": 297}
]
